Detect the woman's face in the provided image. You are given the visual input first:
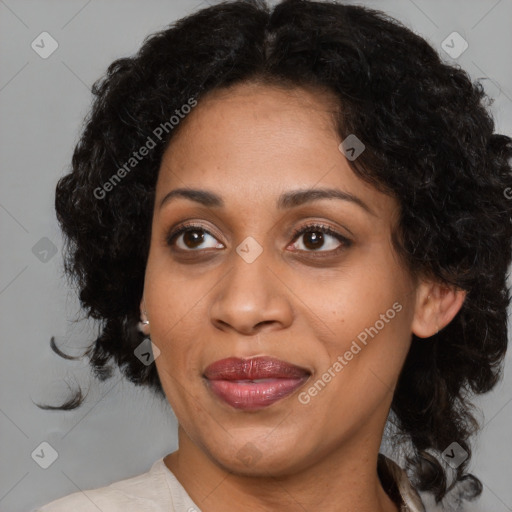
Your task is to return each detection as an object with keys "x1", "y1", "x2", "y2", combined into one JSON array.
[{"x1": 143, "y1": 82, "x2": 420, "y2": 476}]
